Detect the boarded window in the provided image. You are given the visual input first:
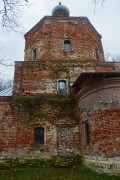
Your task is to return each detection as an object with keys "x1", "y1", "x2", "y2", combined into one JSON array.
[
  {"x1": 34, "y1": 127, "x2": 44, "y2": 146},
  {"x1": 58, "y1": 80, "x2": 67, "y2": 96},
  {"x1": 32, "y1": 48, "x2": 36, "y2": 60},
  {"x1": 64, "y1": 40, "x2": 71, "y2": 52},
  {"x1": 85, "y1": 122, "x2": 90, "y2": 146},
  {"x1": 57, "y1": 127, "x2": 73, "y2": 154}
]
